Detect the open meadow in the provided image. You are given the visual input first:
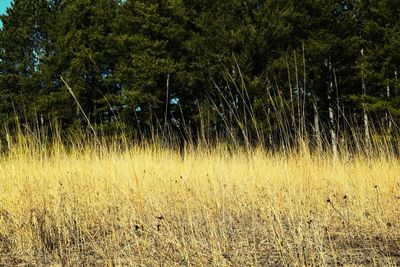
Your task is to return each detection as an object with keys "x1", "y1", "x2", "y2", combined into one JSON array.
[
  {"x1": 0, "y1": 136, "x2": 399, "y2": 266},
  {"x1": 2, "y1": 0, "x2": 400, "y2": 266}
]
